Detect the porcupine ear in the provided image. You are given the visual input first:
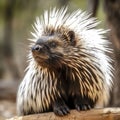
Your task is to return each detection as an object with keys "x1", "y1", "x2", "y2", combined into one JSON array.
[{"x1": 68, "y1": 30, "x2": 76, "y2": 46}]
